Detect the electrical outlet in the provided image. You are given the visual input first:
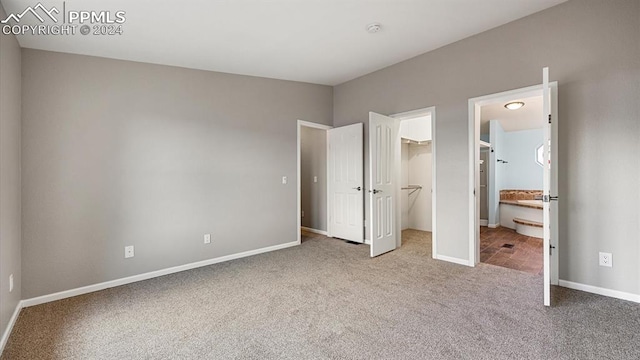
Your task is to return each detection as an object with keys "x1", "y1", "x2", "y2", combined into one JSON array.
[
  {"x1": 125, "y1": 245, "x2": 135, "y2": 259},
  {"x1": 313, "y1": 176, "x2": 318, "y2": 183},
  {"x1": 599, "y1": 252, "x2": 612, "y2": 267},
  {"x1": 9, "y1": 274, "x2": 13, "y2": 293},
  {"x1": 301, "y1": 210, "x2": 305, "y2": 217},
  {"x1": 204, "y1": 234, "x2": 211, "y2": 244},
  {"x1": 282, "y1": 176, "x2": 287, "y2": 184}
]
